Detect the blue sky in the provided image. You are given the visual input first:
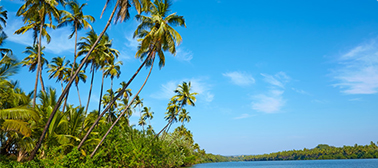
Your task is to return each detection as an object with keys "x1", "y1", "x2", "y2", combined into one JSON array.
[{"x1": 2, "y1": 0, "x2": 378, "y2": 155}]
